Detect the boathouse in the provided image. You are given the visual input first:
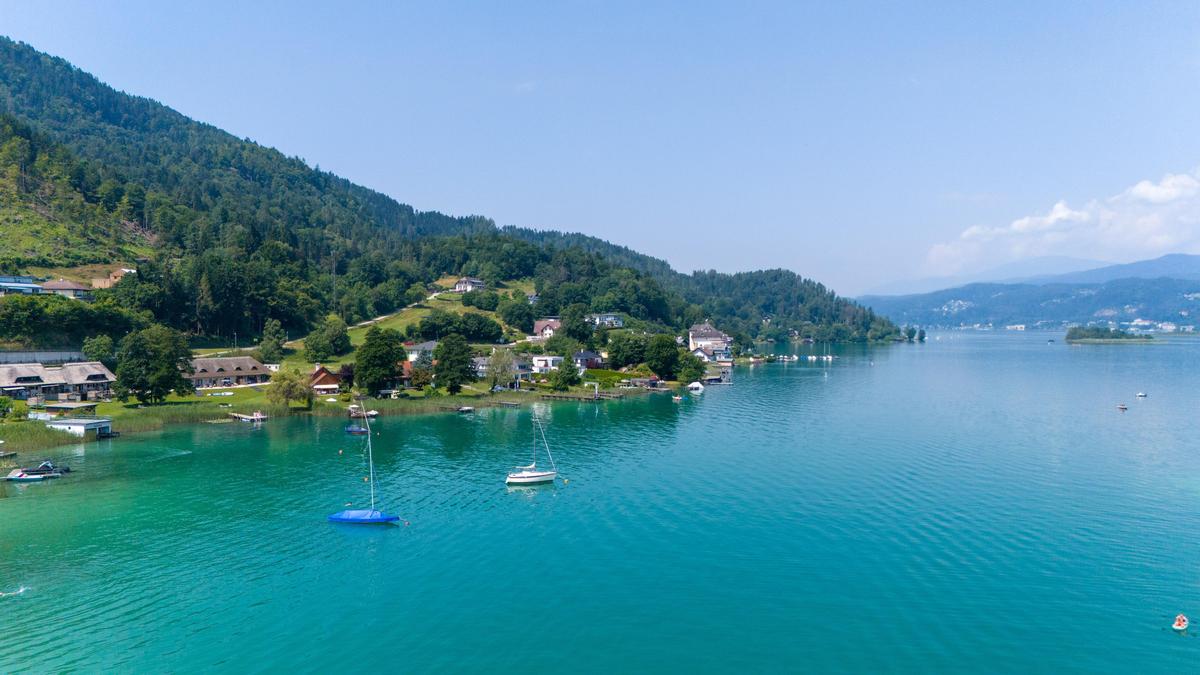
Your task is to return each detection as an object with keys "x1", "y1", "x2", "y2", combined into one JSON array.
[{"x1": 46, "y1": 417, "x2": 113, "y2": 439}]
